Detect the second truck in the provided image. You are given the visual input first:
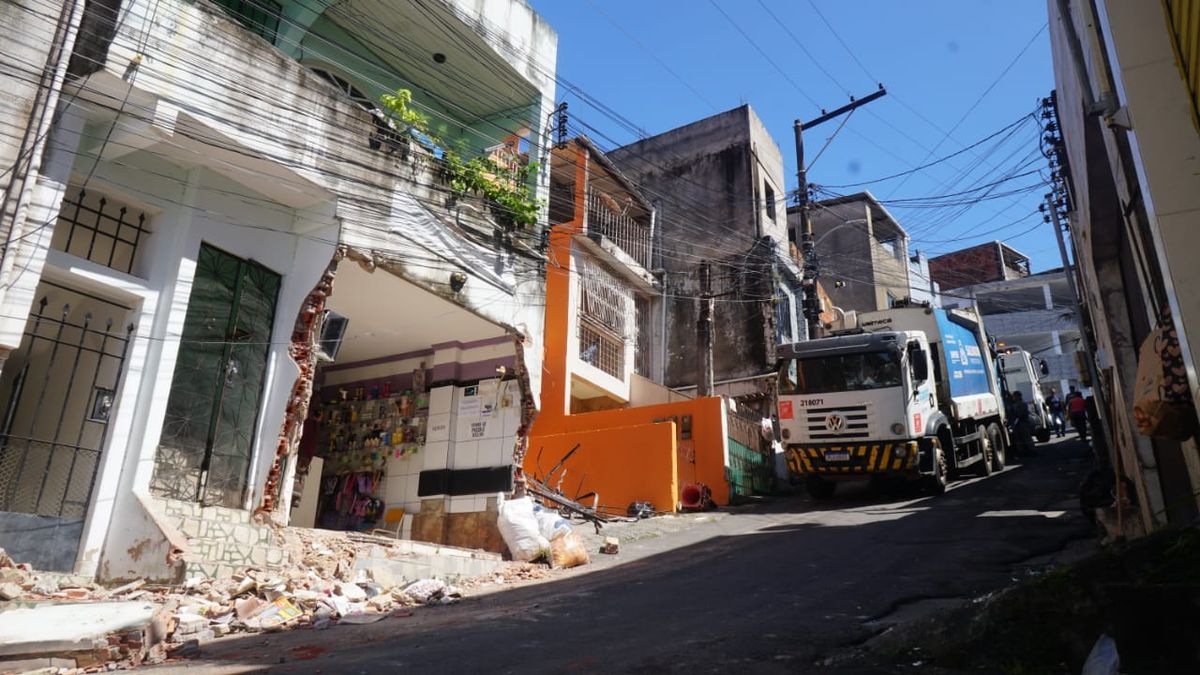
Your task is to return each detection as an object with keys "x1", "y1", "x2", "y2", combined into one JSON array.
[{"x1": 777, "y1": 303, "x2": 1008, "y2": 498}]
